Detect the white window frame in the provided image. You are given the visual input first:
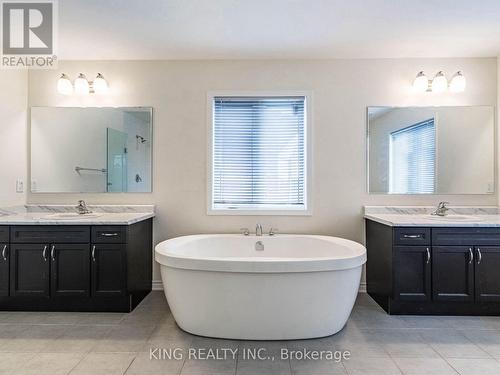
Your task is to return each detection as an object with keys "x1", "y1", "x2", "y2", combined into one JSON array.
[
  {"x1": 207, "y1": 91, "x2": 313, "y2": 216},
  {"x1": 388, "y1": 118, "x2": 437, "y2": 194}
]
